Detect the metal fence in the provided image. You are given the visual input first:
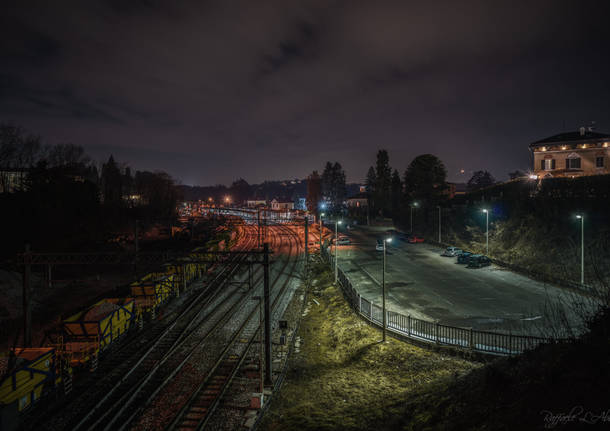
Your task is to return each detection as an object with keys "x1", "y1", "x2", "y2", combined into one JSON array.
[{"x1": 321, "y1": 245, "x2": 552, "y2": 356}]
